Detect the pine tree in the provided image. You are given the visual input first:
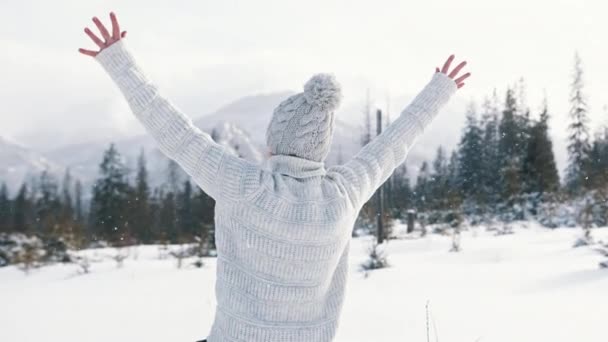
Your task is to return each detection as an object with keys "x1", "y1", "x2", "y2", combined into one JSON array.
[
  {"x1": 588, "y1": 128, "x2": 608, "y2": 191},
  {"x1": 35, "y1": 170, "x2": 62, "y2": 237},
  {"x1": 74, "y1": 180, "x2": 84, "y2": 225},
  {"x1": 566, "y1": 52, "x2": 592, "y2": 194},
  {"x1": 89, "y1": 143, "x2": 131, "y2": 245},
  {"x1": 57, "y1": 168, "x2": 82, "y2": 246},
  {"x1": 457, "y1": 103, "x2": 484, "y2": 203},
  {"x1": 390, "y1": 164, "x2": 412, "y2": 214},
  {"x1": 446, "y1": 151, "x2": 461, "y2": 204},
  {"x1": 160, "y1": 190, "x2": 178, "y2": 243},
  {"x1": 429, "y1": 146, "x2": 449, "y2": 210},
  {"x1": 61, "y1": 169, "x2": 74, "y2": 220},
  {"x1": 479, "y1": 92, "x2": 501, "y2": 208},
  {"x1": 130, "y1": 148, "x2": 153, "y2": 243},
  {"x1": 12, "y1": 183, "x2": 32, "y2": 233},
  {"x1": 149, "y1": 188, "x2": 164, "y2": 244},
  {"x1": 70, "y1": 179, "x2": 87, "y2": 249},
  {"x1": 498, "y1": 88, "x2": 523, "y2": 203},
  {"x1": 177, "y1": 180, "x2": 197, "y2": 241},
  {"x1": 522, "y1": 98, "x2": 560, "y2": 195},
  {"x1": 0, "y1": 182, "x2": 10, "y2": 233},
  {"x1": 446, "y1": 150, "x2": 464, "y2": 231},
  {"x1": 166, "y1": 159, "x2": 183, "y2": 195},
  {"x1": 159, "y1": 159, "x2": 181, "y2": 243},
  {"x1": 414, "y1": 161, "x2": 431, "y2": 212}
]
